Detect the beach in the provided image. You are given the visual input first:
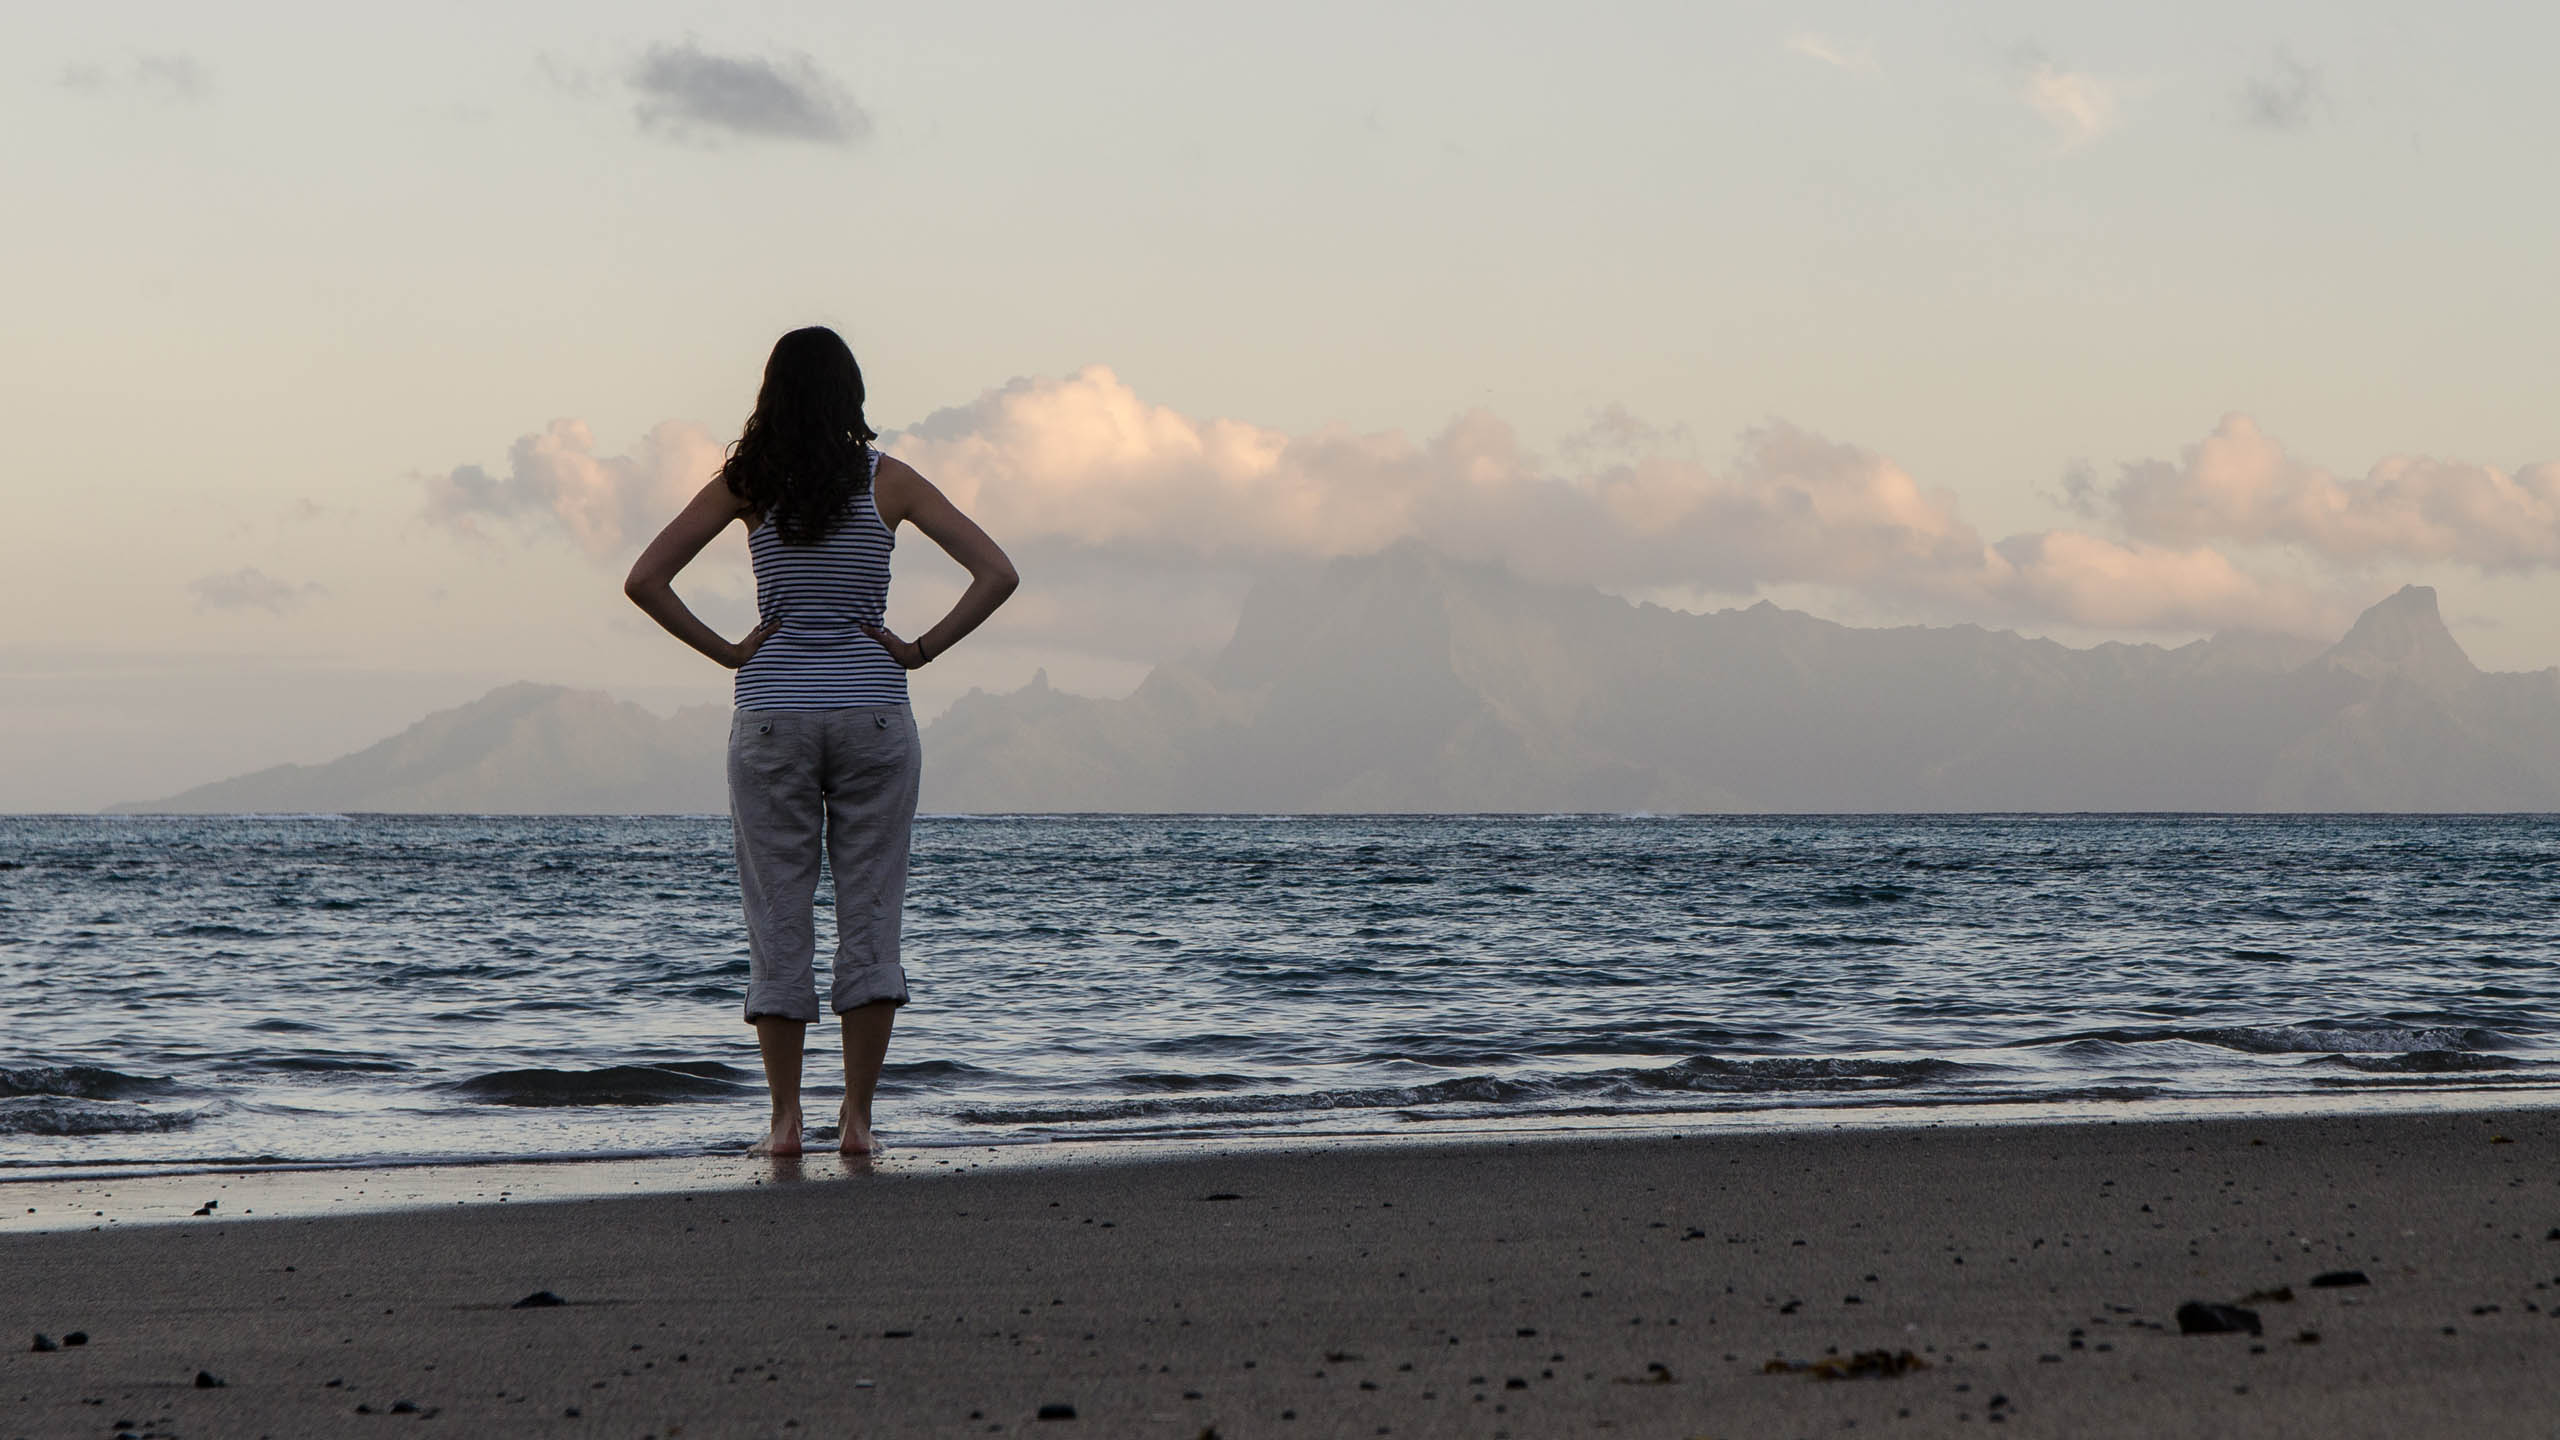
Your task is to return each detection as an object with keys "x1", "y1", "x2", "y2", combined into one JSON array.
[{"x1": 7, "y1": 1109, "x2": 2557, "y2": 1439}]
